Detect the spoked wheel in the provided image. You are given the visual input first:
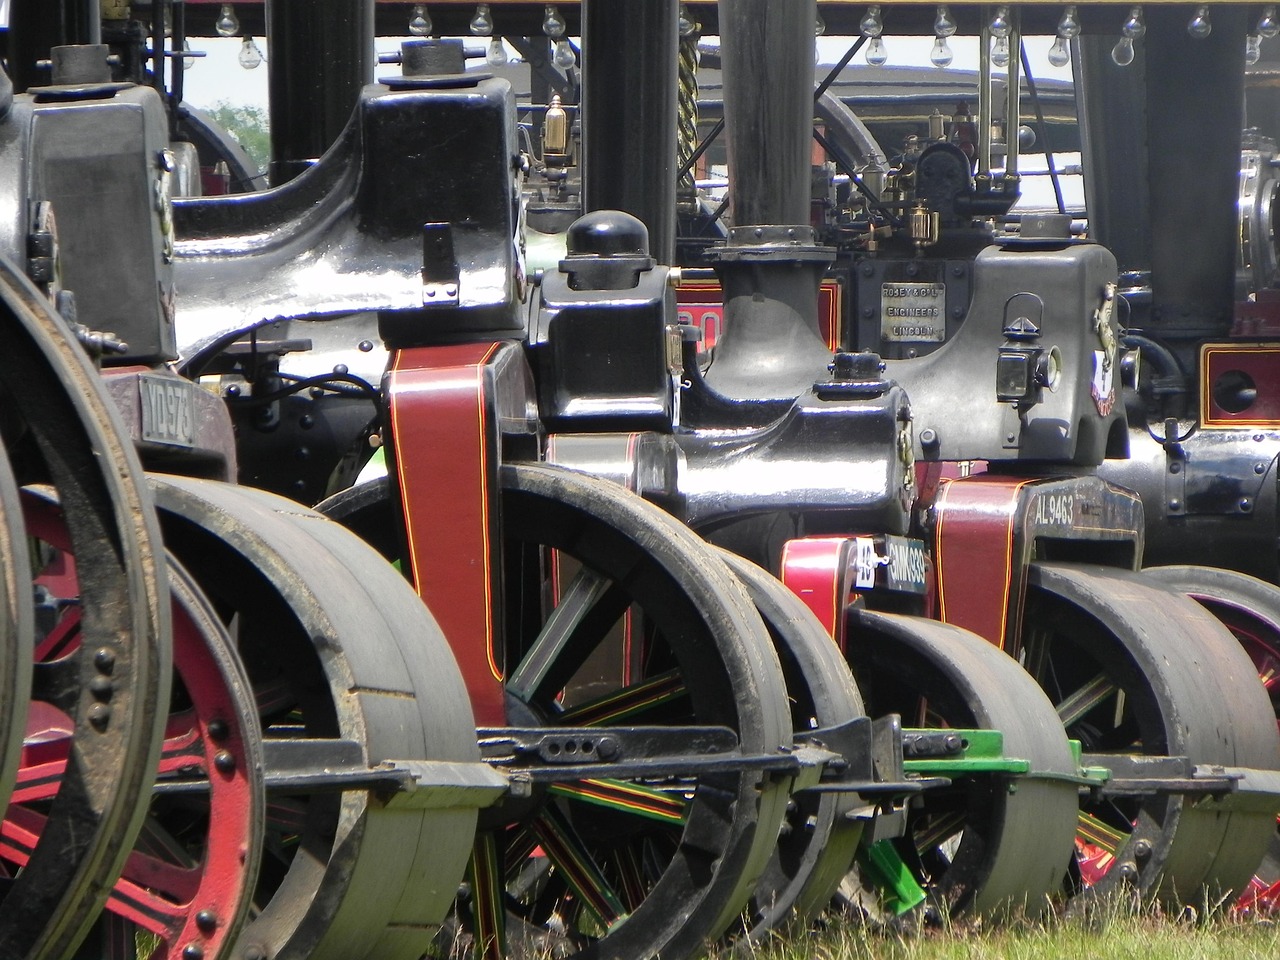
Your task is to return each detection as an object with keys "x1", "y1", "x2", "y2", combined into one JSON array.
[
  {"x1": 0, "y1": 435, "x2": 32, "y2": 826},
  {"x1": 321, "y1": 465, "x2": 793, "y2": 960},
  {"x1": 149, "y1": 476, "x2": 481, "y2": 960},
  {"x1": 845, "y1": 611, "x2": 1078, "y2": 918},
  {"x1": 0, "y1": 258, "x2": 171, "y2": 958},
  {"x1": 712, "y1": 547, "x2": 867, "y2": 937},
  {"x1": 12, "y1": 488, "x2": 264, "y2": 959},
  {"x1": 1022, "y1": 562, "x2": 1280, "y2": 905},
  {"x1": 1140, "y1": 564, "x2": 1280, "y2": 909}
]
